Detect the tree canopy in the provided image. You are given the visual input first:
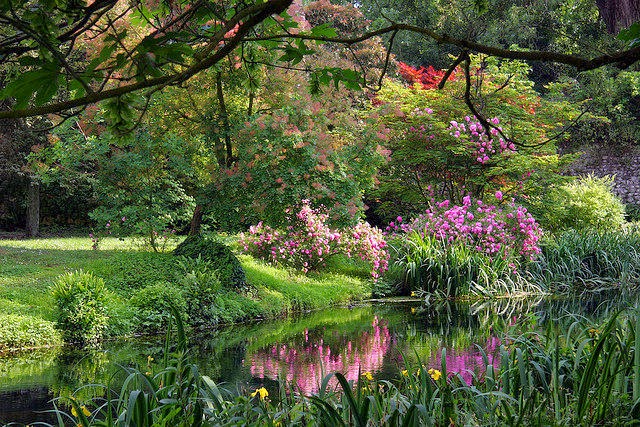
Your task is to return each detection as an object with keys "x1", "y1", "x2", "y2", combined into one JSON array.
[{"x1": 1, "y1": 0, "x2": 639, "y2": 122}]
